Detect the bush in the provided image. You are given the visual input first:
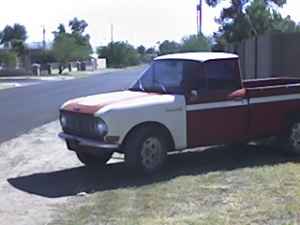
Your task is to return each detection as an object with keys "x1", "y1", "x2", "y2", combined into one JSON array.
[
  {"x1": 181, "y1": 34, "x2": 211, "y2": 52},
  {"x1": 97, "y1": 41, "x2": 140, "y2": 68},
  {"x1": 0, "y1": 51, "x2": 17, "y2": 69}
]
